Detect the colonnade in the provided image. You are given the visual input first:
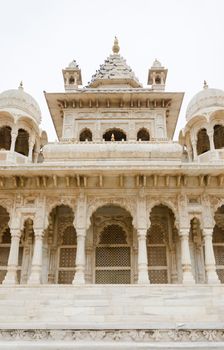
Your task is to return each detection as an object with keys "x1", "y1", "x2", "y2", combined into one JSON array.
[{"x1": 1, "y1": 196, "x2": 222, "y2": 286}]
